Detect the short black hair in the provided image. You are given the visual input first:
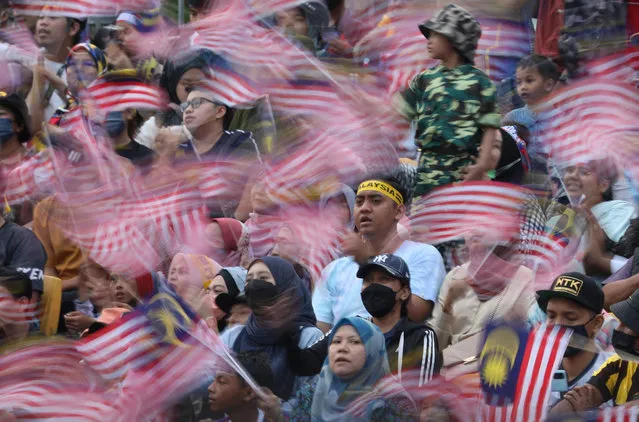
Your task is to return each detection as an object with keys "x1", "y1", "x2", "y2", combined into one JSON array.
[
  {"x1": 0, "y1": 267, "x2": 33, "y2": 301},
  {"x1": 66, "y1": 18, "x2": 86, "y2": 46},
  {"x1": 326, "y1": 0, "x2": 343, "y2": 11},
  {"x1": 517, "y1": 54, "x2": 561, "y2": 82},
  {"x1": 235, "y1": 352, "x2": 274, "y2": 391}
]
